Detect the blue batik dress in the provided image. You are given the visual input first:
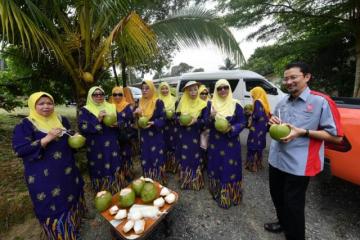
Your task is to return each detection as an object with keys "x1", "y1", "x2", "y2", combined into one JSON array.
[
  {"x1": 139, "y1": 100, "x2": 167, "y2": 184},
  {"x1": 12, "y1": 117, "x2": 85, "y2": 239},
  {"x1": 78, "y1": 107, "x2": 127, "y2": 193},
  {"x1": 163, "y1": 116, "x2": 178, "y2": 173},
  {"x1": 176, "y1": 106, "x2": 210, "y2": 190},
  {"x1": 245, "y1": 100, "x2": 269, "y2": 172},
  {"x1": 207, "y1": 103, "x2": 246, "y2": 208}
]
